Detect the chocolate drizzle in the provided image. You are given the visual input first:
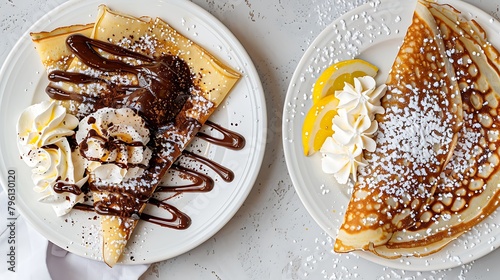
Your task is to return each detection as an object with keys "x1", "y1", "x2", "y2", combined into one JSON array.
[
  {"x1": 48, "y1": 34, "x2": 193, "y2": 128},
  {"x1": 156, "y1": 164, "x2": 214, "y2": 193},
  {"x1": 74, "y1": 197, "x2": 190, "y2": 229},
  {"x1": 44, "y1": 34, "x2": 245, "y2": 231},
  {"x1": 141, "y1": 198, "x2": 191, "y2": 229},
  {"x1": 78, "y1": 129, "x2": 148, "y2": 169},
  {"x1": 72, "y1": 147, "x2": 235, "y2": 228},
  {"x1": 70, "y1": 131, "x2": 242, "y2": 228},
  {"x1": 53, "y1": 181, "x2": 82, "y2": 195},
  {"x1": 197, "y1": 121, "x2": 245, "y2": 150},
  {"x1": 93, "y1": 192, "x2": 145, "y2": 217},
  {"x1": 182, "y1": 150, "x2": 234, "y2": 182}
]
